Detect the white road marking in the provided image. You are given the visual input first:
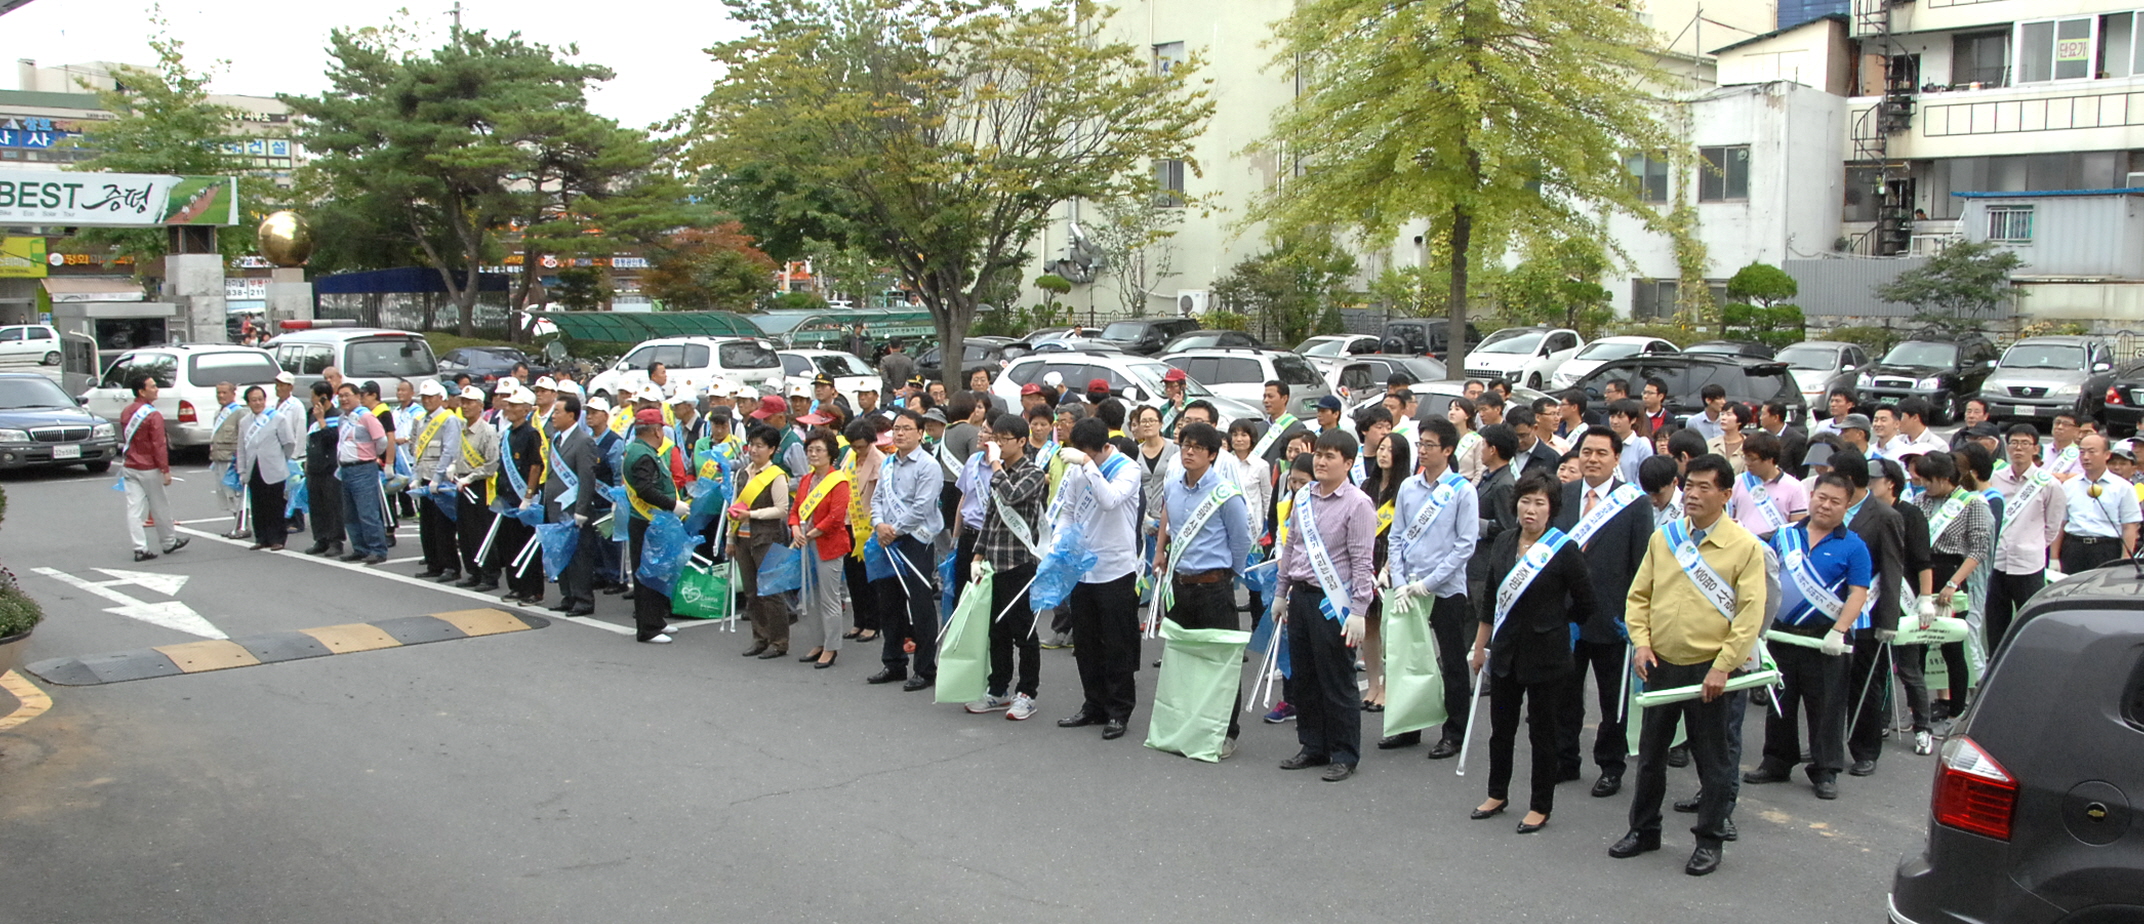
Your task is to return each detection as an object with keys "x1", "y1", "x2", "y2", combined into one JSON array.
[
  {"x1": 168, "y1": 525, "x2": 633, "y2": 636},
  {"x1": 93, "y1": 568, "x2": 191, "y2": 596},
  {"x1": 385, "y1": 556, "x2": 424, "y2": 565},
  {"x1": 179, "y1": 515, "x2": 235, "y2": 524},
  {"x1": 33, "y1": 567, "x2": 226, "y2": 639}
]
